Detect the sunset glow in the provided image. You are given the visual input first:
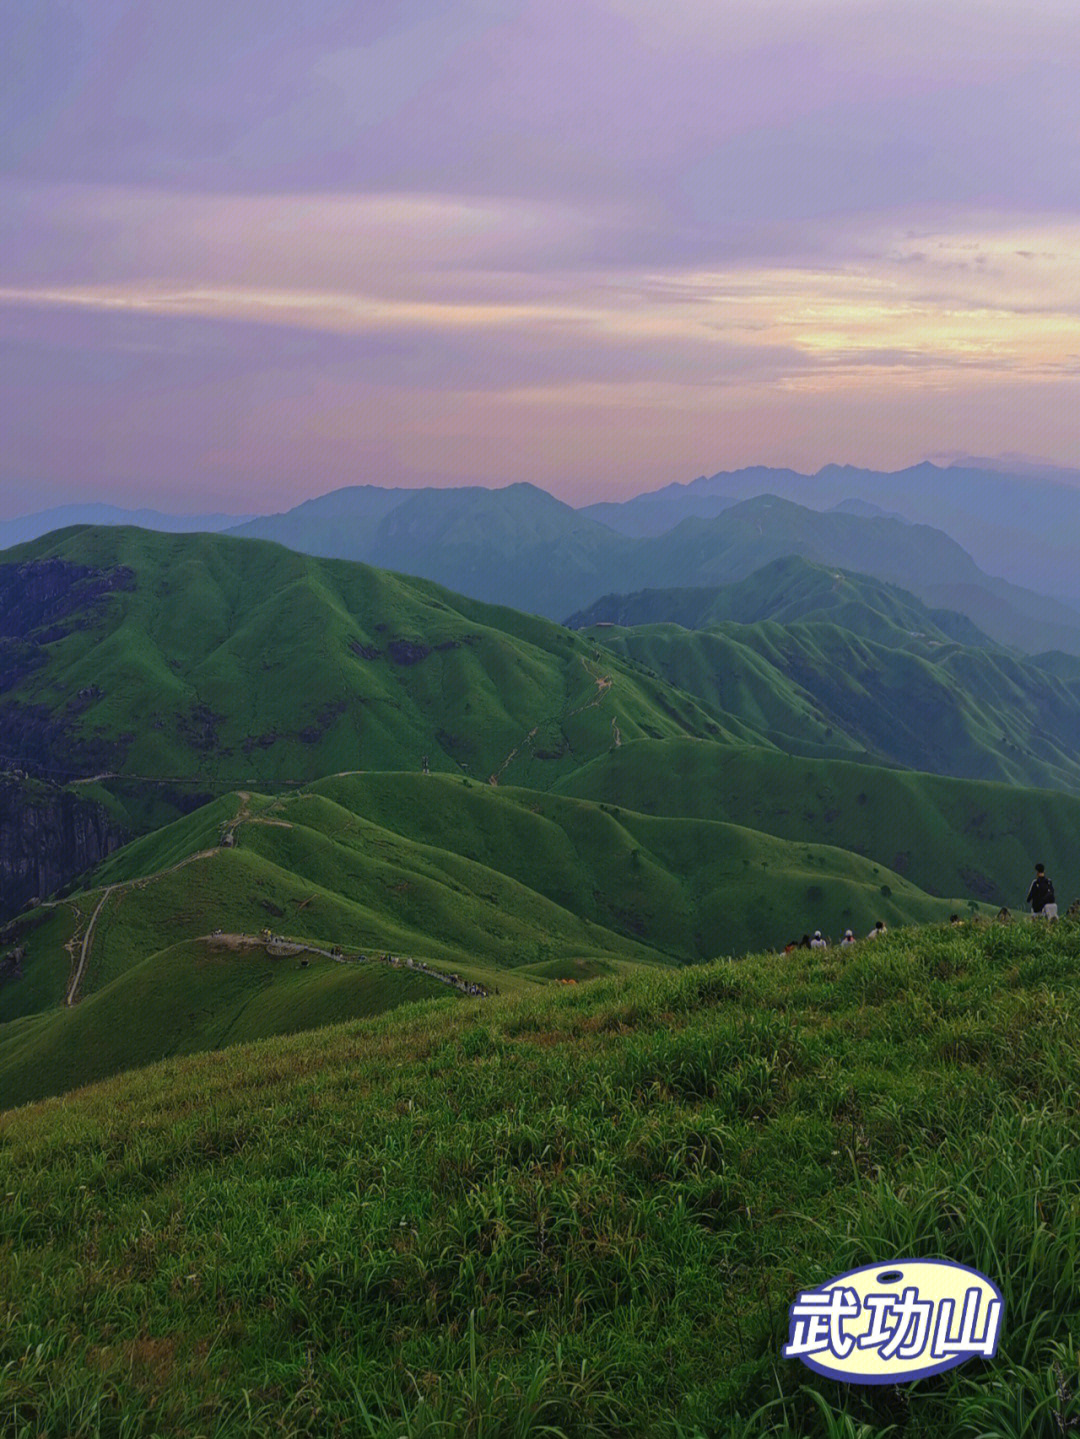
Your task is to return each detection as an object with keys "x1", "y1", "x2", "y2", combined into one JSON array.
[{"x1": 3, "y1": 0, "x2": 1079, "y2": 512}]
